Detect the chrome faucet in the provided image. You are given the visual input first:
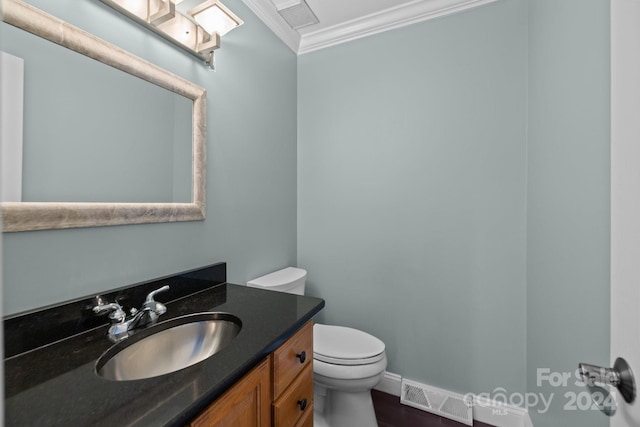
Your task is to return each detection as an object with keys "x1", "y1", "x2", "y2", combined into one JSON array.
[{"x1": 93, "y1": 285, "x2": 170, "y2": 341}]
